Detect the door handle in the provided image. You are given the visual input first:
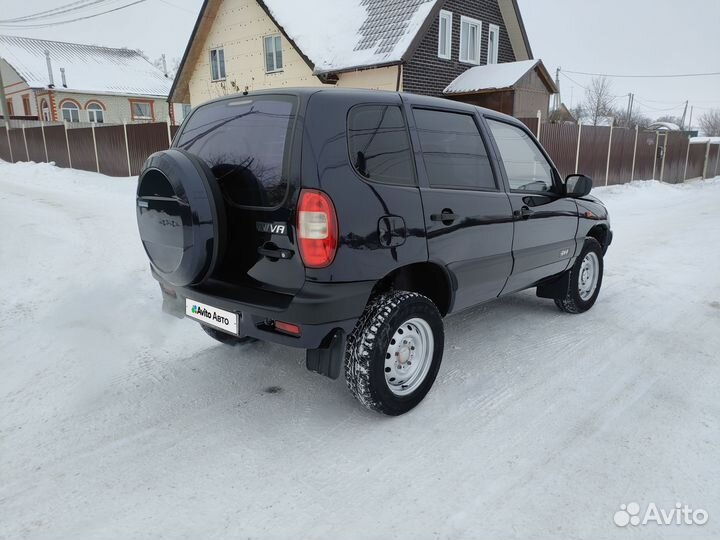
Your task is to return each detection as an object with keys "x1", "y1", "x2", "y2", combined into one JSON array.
[
  {"x1": 431, "y1": 210, "x2": 461, "y2": 224},
  {"x1": 258, "y1": 243, "x2": 294, "y2": 260},
  {"x1": 513, "y1": 206, "x2": 533, "y2": 219}
]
